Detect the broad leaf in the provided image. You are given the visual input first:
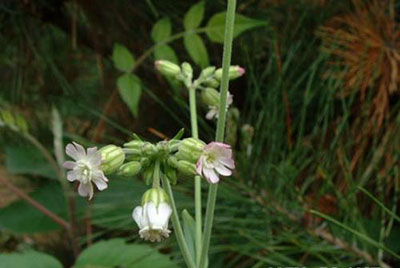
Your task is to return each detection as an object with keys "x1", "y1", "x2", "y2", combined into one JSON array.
[
  {"x1": 6, "y1": 146, "x2": 56, "y2": 179},
  {"x1": 184, "y1": 33, "x2": 209, "y2": 68},
  {"x1": 74, "y1": 239, "x2": 176, "y2": 268},
  {"x1": 117, "y1": 73, "x2": 142, "y2": 117},
  {"x1": 183, "y1": 1, "x2": 205, "y2": 30},
  {"x1": 0, "y1": 183, "x2": 67, "y2": 233},
  {"x1": 0, "y1": 250, "x2": 62, "y2": 268},
  {"x1": 206, "y1": 12, "x2": 266, "y2": 43},
  {"x1": 154, "y1": 45, "x2": 178, "y2": 64},
  {"x1": 151, "y1": 18, "x2": 172, "y2": 42},
  {"x1": 112, "y1": 43, "x2": 135, "y2": 72}
]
